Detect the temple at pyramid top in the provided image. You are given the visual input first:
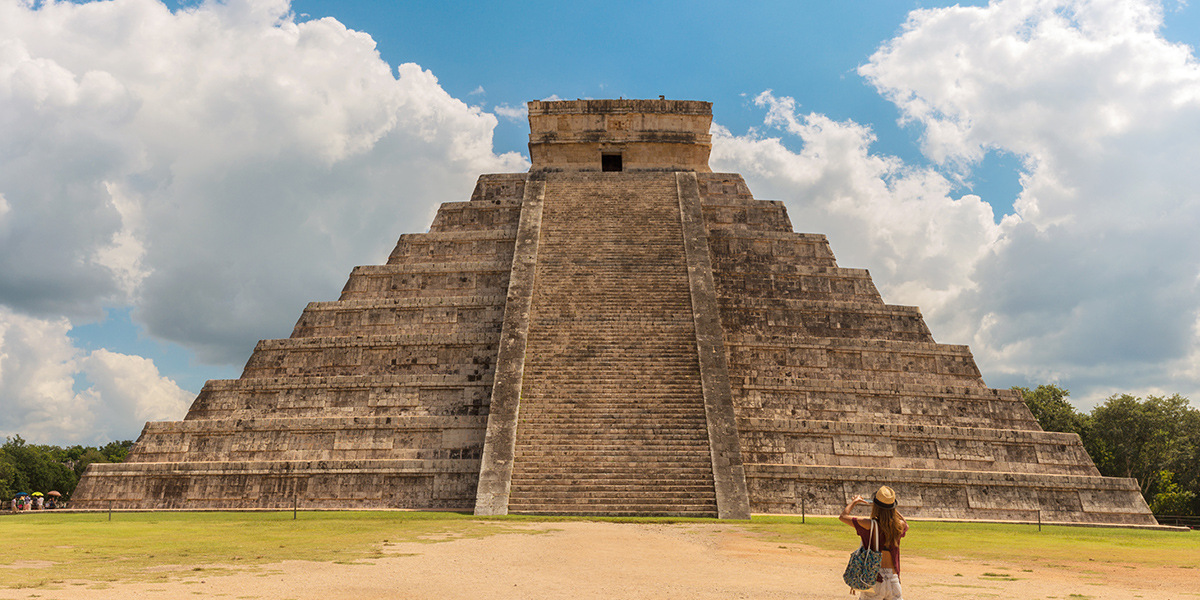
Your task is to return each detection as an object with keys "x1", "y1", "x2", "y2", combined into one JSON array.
[{"x1": 527, "y1": 99, "x2": 713, "y2": 172}]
